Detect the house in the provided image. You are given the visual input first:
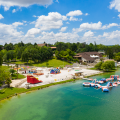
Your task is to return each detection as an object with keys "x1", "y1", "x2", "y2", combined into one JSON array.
[
  {"x1": 74, "y1": 52, "x2": 102, "y2": 63},
  {"x1": 37, "y1": 43, "x2": 47, "y2": 47}
]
